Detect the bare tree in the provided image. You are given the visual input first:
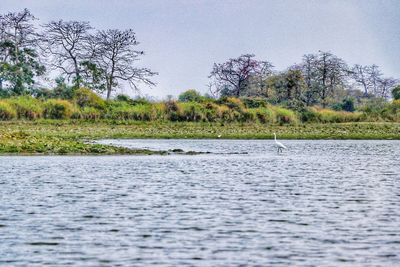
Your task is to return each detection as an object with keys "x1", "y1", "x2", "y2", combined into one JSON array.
[
  {"x1": 41, "y1": 20, "x2": 92, "y2": 88},
  {"x1": 299, "y1": 51, "x2": 348, "y2": 107},
  {"x1": 88, "y1": 29, "x2": 157, "y2": 99},
  {"x1": 351, "y1": 64, "x2": 372, "y2": 97},
  {"x1": 209, "y1": 54, "x2": 273, "y2": 97},
  {"x1": 377, "y1": 77, "x2": 398, "y2": 99}
]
